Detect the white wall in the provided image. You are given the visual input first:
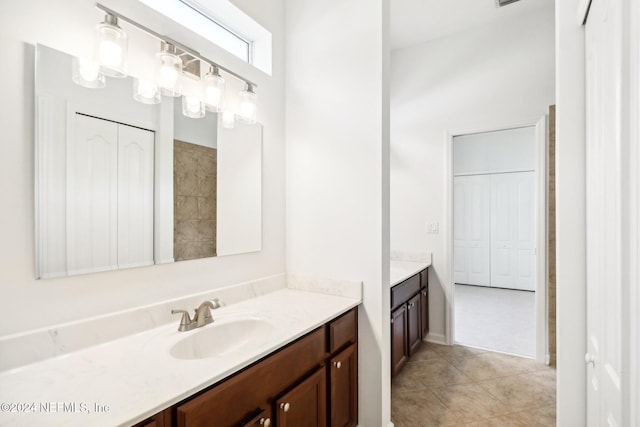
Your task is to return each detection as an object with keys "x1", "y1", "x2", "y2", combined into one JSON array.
[
  {"x1": 390, "y1": 4, "x2": 555, "y2": 343},
  {"x1": 284, "y1": 1, "x2": 390, "y2": 425},
  {"x1": 0, "y1": 0, "x2": 285, "y2": 335}
]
